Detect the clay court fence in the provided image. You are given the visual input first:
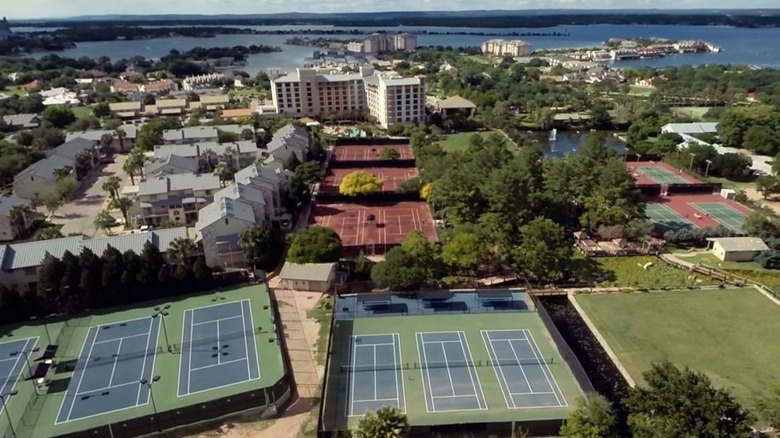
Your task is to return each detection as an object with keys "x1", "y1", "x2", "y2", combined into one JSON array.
[
  {"x1": 665, "y1": 182, "x2": 721, "y2": 195},
  {"x1": 327, "y1": 158, "x2": 417, "y2": 168},
  {"x1": 333, "y1": 138, "x2": 410, "y2": 146},
  {"x1": 53, "y1": 376, "x2": 291, "y2": 438},
  {"x1": 637, "y1": 184, "x2": 663, "y2": 196},
  {"x1": 315, "y1": 191, "x2": 421, "y2": 204}
]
